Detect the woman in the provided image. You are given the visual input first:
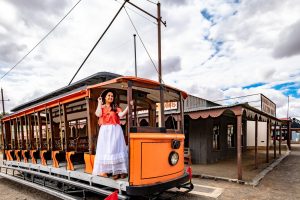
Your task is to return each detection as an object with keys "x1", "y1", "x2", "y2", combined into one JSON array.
[{"x1": 92, "y1": 89, "x2": 131, "y2": 180}]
